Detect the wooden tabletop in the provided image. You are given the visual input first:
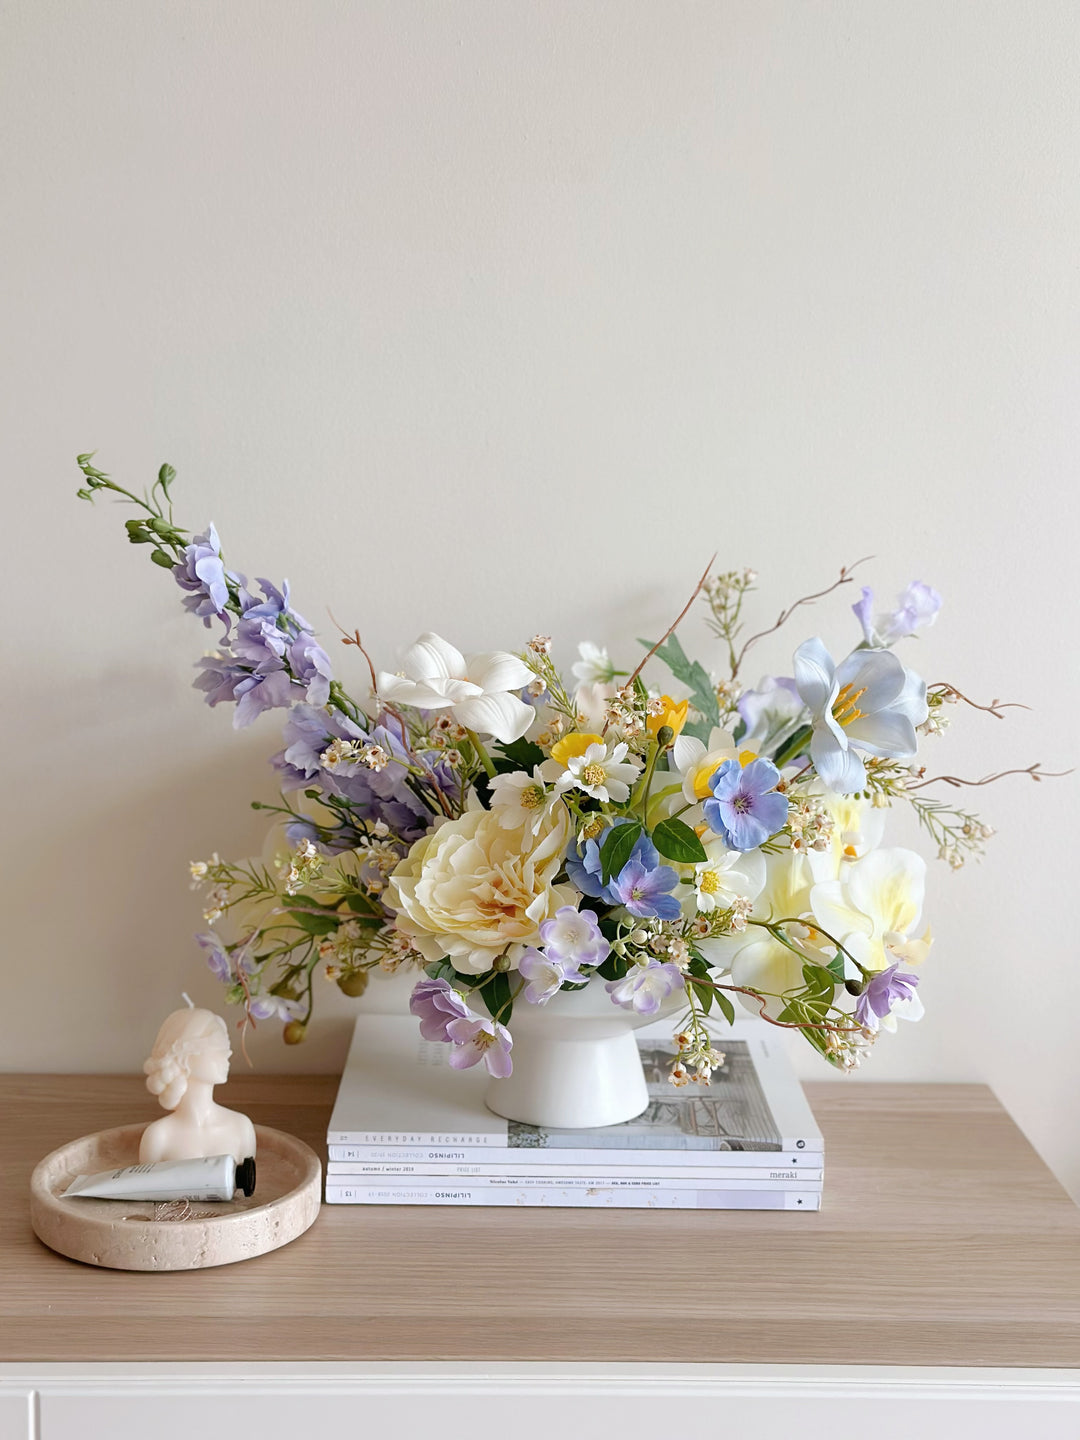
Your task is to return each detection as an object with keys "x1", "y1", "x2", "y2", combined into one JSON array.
[{"x1": 2, "y1": 1075, "x2": 1079, "y2": 1368}]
